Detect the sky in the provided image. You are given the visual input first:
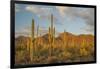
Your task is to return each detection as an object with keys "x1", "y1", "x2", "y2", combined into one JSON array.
[{"x1": 15, "y1": 3, "x2": 95, "y2": 37}]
